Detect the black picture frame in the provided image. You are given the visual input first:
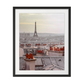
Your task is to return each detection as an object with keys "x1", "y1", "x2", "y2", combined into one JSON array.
[{"x1": 13, "y1": 7, "x2": 71, "y2": 77}]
